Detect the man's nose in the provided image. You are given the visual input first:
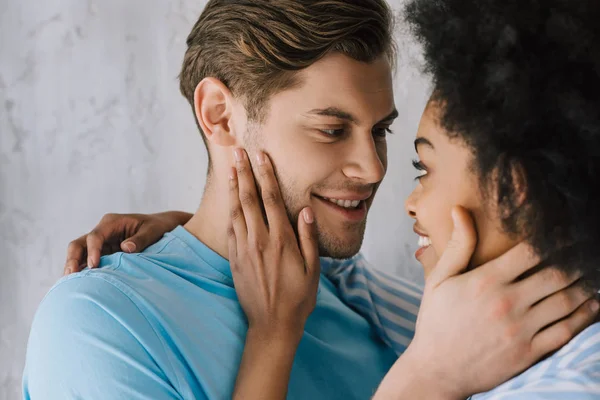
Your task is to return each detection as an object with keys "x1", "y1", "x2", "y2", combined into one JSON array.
[{"x1": 342, "y1": 136, "x2": 386, "y2": 184}]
